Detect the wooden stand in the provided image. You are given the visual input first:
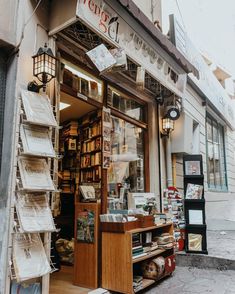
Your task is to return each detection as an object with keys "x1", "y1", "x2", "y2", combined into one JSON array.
[
  {"x1": 73, "y1": 202, "x2": 101, "y2": 289},
  {"x1": 101, "y1": 223, "x2": 175, "y2": 294}
]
